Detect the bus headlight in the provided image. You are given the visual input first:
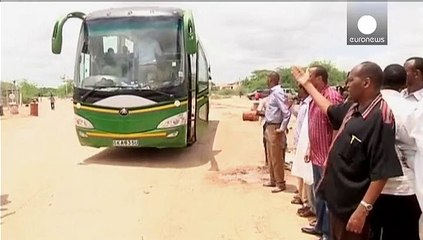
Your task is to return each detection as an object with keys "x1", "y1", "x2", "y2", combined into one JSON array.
[
  {"x1": 75, "y1": 115, "x2": 94, "y2": 129},
  {"x1": 157, "y1": 112, "x2": 187, "y2": 129}
]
